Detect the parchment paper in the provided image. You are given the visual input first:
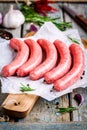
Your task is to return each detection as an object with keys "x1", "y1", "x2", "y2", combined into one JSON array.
[{"x1": 0, "y1": 22, "x2": 87, "y2": 101}]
